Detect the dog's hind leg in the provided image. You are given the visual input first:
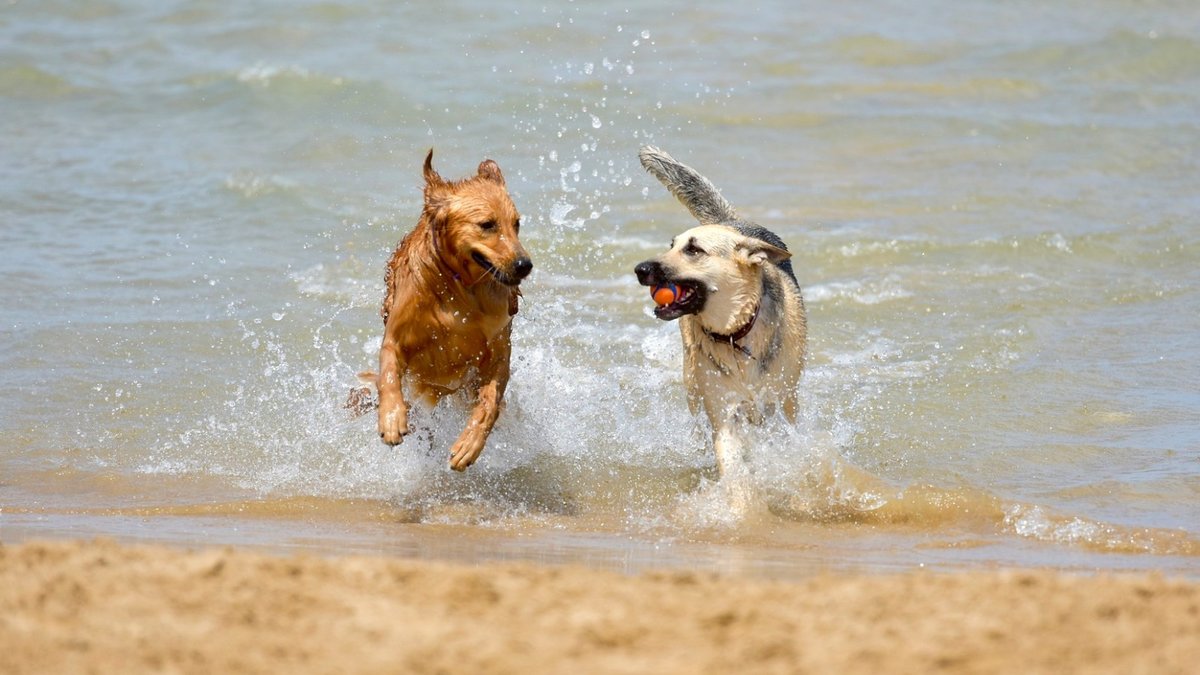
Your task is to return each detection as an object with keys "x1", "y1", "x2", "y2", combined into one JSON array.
[{"x1": 344, "y1": 371, "x2": 378, "y2": 418}]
